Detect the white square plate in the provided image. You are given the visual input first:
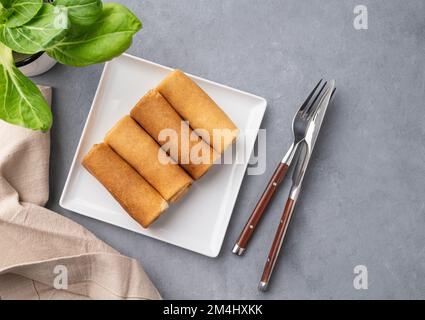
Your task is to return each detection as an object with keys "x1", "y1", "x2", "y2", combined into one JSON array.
[{"x1": 60, "y1": 54, "x2": 267, "y2": 257}]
